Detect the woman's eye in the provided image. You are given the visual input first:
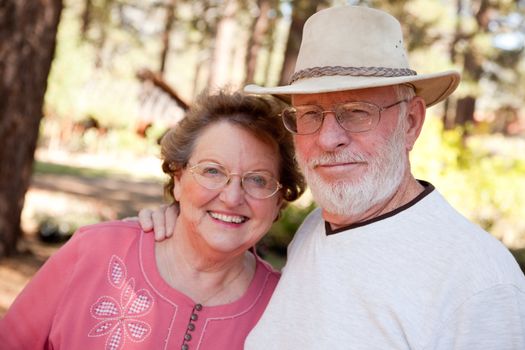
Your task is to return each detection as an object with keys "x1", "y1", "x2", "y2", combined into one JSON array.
[
  {"x1": 201, "y1": 165, "x2": 223, "y2": 176},
  {"x1": 204, "y1": 167, "x2": 218, "y2": 174},
  {"x1": 246, "y1": 174, "x2": 268, "y2": 187}
]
